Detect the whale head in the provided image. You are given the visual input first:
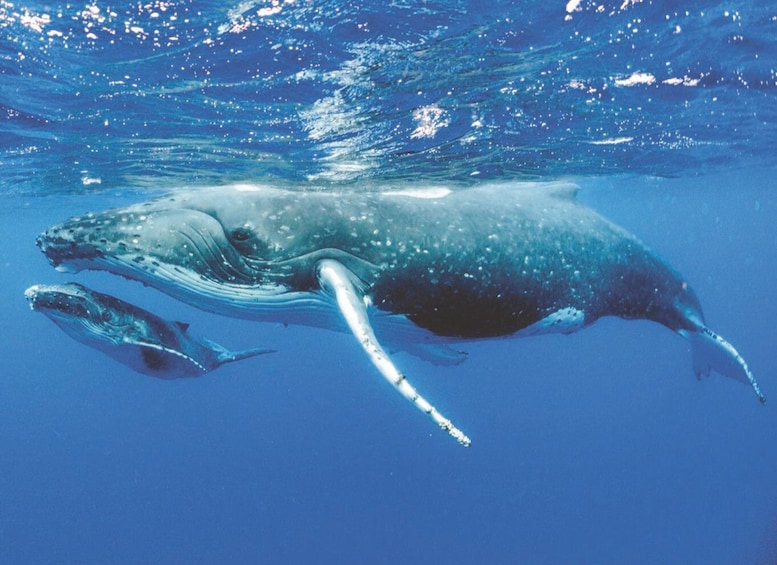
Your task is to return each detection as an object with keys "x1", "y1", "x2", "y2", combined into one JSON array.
[
  {"x1": 36, "y1": 186, "x2": 377, "y2": 318},
  {"x1": 26, "y1": 282, "x2": 101, "y2": 320},
  {"x1": 24, "y1": 282, "x2": 134, "y2": 346}
]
